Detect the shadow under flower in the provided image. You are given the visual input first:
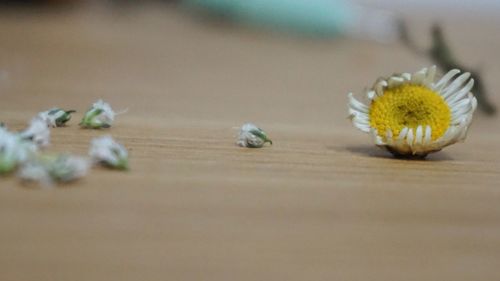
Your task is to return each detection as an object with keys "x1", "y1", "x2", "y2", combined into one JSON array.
[{"x1": 330, "y1": 145, "x2": 453, "y2": 162}]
